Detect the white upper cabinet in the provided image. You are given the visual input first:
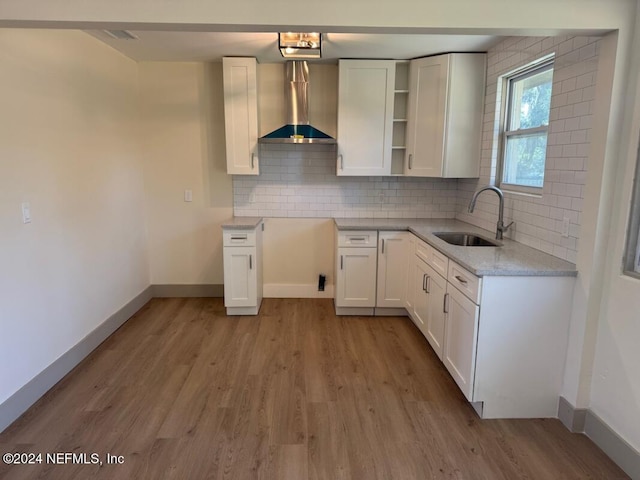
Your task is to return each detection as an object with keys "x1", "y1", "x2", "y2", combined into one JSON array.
[
  {"x1": 405, "y1": 53, "x2": 486, "y2": 178},
  {"x1": 223, "y1": 57, "x2": 259, "y2": 175},
  {"x1": 337, "y1": 60, "x2": 396, "y2": 176}
]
